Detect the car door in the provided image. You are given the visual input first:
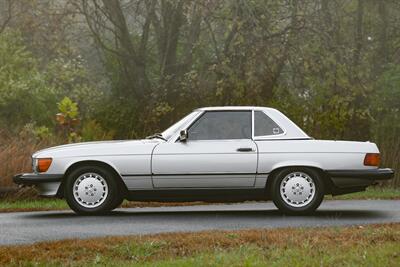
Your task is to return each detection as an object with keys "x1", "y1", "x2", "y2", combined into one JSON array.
[{"x1": 151, "y1": 110, "x2": 258, "y2": 188}]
